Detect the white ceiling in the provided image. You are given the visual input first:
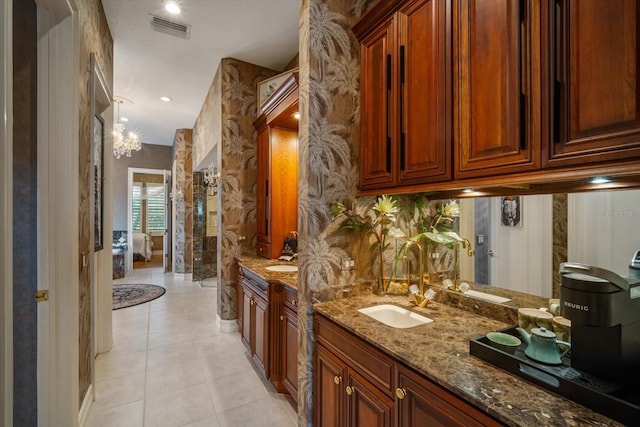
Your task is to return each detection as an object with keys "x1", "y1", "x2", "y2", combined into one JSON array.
[{"x1": 101, "y1": 0, "x2": 300, "y2": 147}]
